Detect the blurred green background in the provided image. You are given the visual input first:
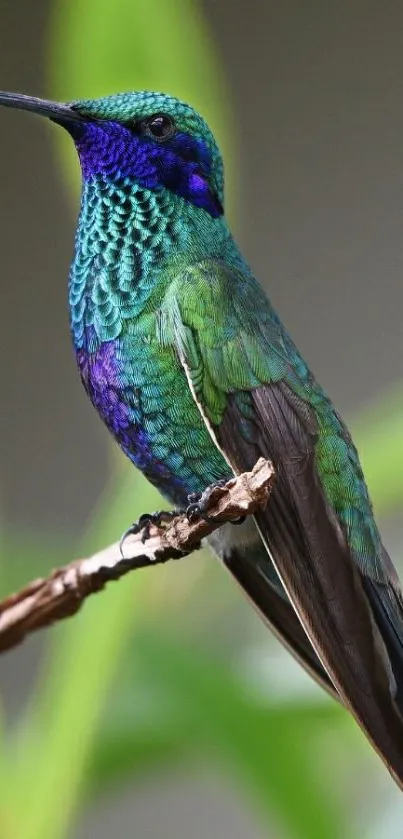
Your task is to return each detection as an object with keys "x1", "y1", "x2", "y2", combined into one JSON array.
[{"x1": 1, "y1": 1, "x2": 403, "y2": 837}]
